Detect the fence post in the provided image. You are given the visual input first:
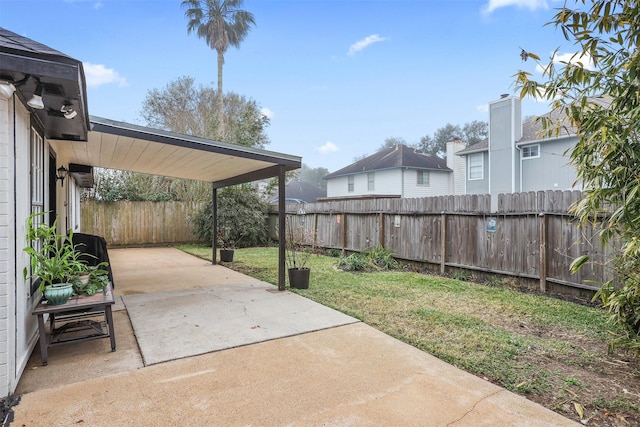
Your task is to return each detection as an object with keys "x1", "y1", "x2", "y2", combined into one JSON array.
[
  {"x1": 342, "y1": 212, "x2": 348, "y2": 254},
  {"x1": 539, "y1": 213, "x2": 547, "y2": 292},
  {"x1": 379, "y1": 212, "x2": 385, "y2": 248},
  {"x1": 440, "y1": 213, "x2": 446, "y2": 274}
]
